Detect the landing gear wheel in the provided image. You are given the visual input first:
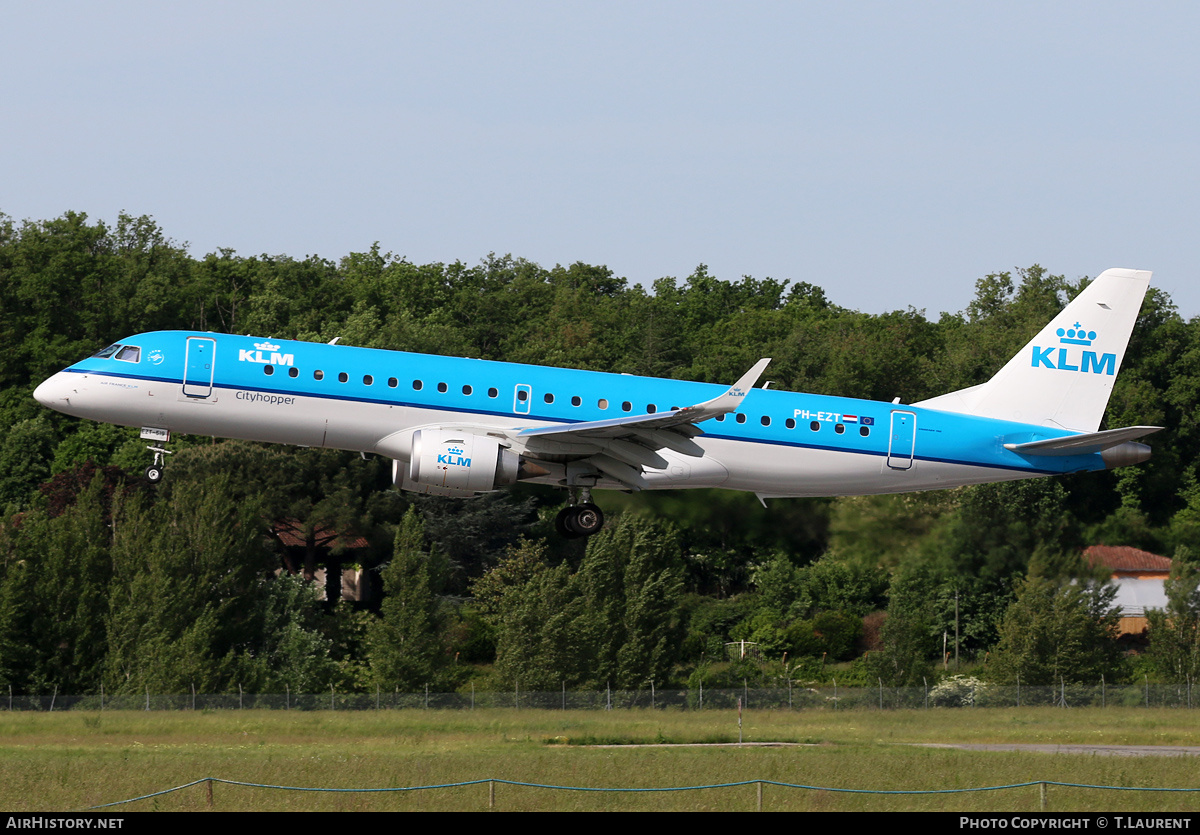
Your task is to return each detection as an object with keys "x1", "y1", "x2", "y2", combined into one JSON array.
[
  {"x1": 145, "y1": 465, "x2": 163, "y2": 484},
  {"x1": 569, "y1": 503, "x2": 604, "y2": 537},
  {"x1": 555, "y1": 506, "x2": 583, "y2": 539}
]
